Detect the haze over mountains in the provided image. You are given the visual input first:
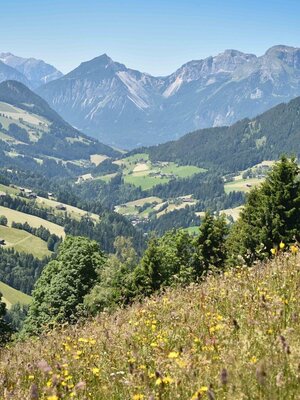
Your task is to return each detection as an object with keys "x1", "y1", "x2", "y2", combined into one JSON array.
[
  {"x1": 1, "y1": 46, "x2": 300, "y2": 149},
  {"x1": 0, "y1": 53, "x2": 62, "y2": 88},
  {"x1": 37, "y1": 45, "x2": 300, "y2": 148}
]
